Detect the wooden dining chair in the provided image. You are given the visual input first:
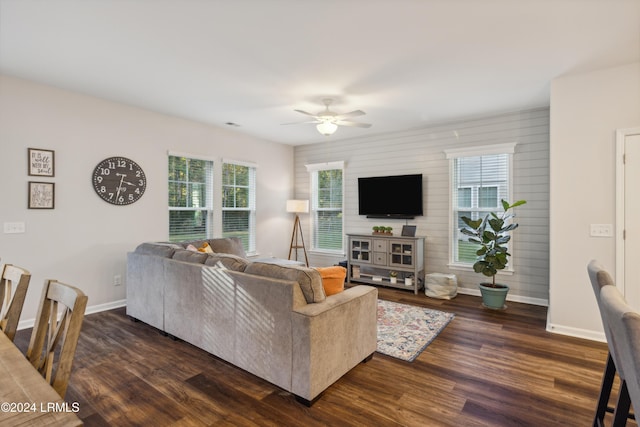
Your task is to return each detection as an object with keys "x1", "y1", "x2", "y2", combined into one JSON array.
[
  {"x1": 0, "y1": 264, "x2": 31, "y2": 341},
  {"x1": 600, "y1": 284, "x2": 640, "y2": 426},
  {"x1": 26, "y1": 279, "x2": 88, "y2": 398}
]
